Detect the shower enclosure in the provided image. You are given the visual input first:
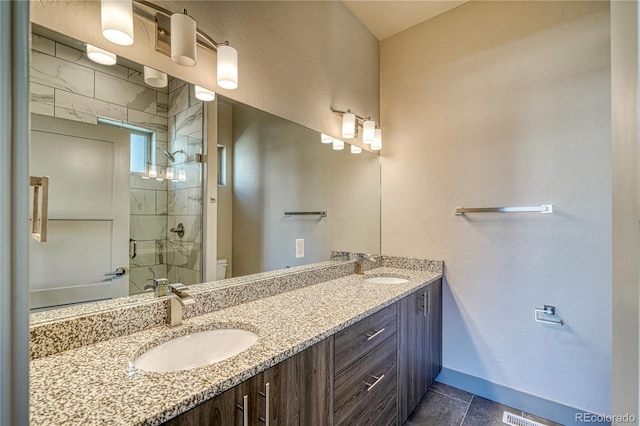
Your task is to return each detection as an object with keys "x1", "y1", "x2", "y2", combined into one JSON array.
[{"x1": 28, "y1": 28, "x2": 204, "y2": 309}]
